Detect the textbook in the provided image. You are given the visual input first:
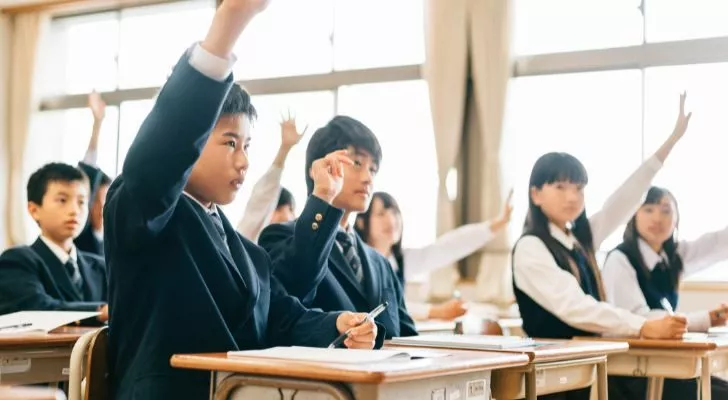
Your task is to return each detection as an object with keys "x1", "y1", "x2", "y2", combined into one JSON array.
[
  {"x1": 390, "y1": 334, "x2": 537, "y2": 350},
  {"x1": 0, "y1": 311, "x2": 101, "y2": 334},
  {"x1": 228, "y1": 346, "x2": 447, "y2": 364}
]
